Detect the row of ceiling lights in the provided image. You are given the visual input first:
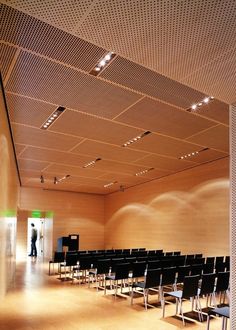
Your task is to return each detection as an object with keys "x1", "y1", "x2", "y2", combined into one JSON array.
[
  {"x1": 122, "y1": 131, "x2": 151, "y2": 147},
  {"x1": 179, "y1": 148, "x2": 209, "y2": 160},
  {"x1": 40, "y1": 174, "x2": 70, "y2": 184},
  {"x1": 41, "y1": 106, "x2": 65, "y2": 130},
  {"x1": 189, "y1": 96, "x2": 214, "y2": 111},
  {"x1": 90, "y1": 51, "x2": 116, "y2": 76}
]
